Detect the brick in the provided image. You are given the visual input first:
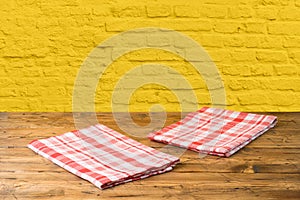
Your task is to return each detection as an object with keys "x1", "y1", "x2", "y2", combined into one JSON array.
[
  {"x1": 222, "y1": 65, "x2": 251, "y2": 76},
  {"x1": 63, "y1": 0, "x2": 79, "y2": 6},
  {"x1": 0, "y1": 78, "x2": 14, "y2": 87},
  {"x1": 111, "y1": 47, "x2": 132, "y2": 60},
  {"x1": 37, "y1": 17, "x2": 59, "y2": 28},
  {"x1": 1, "y1": 0, "x2": 16, "y2": 11},
  {"x1": 15, "y1": 78, "x2": 36, "y2": 86},
  {"x1": 0, "y1": 0, "x2": 299, "y2": 112},
  {"x1": 250, "y1": 65, "x2": 274, "y2": 76},
  {"x1": 255, "y1": 7, "x2": 278, "y2": 20},
  {"x1": 169, "y1": 20, "x2": 211, "y2": 31},
  {"x1": 163, "y1": 92, "x2": 181, "y2": 103},
  {"x1": 0, "y1": 88, "x2": 17, "y2": 97},
  {"x1": 106, "y1": 19, "x2": 211, "y2": 32},
  {"x1": 146, "y1": 4, "x2": 171, "y2": 17},
  {"x1": 0, "y1": 99, "x2": 30, "y2": 111},
  {"x1": 185, "y1": 47, "x2": 214, "y2": 62},
  {"x1": 214, "y1": 22, "x2": 245, "y2": 33},
  {"x1": 92, "y1": 5, "x2": 112, "y2": 16},
  {"x1": 224, "y1": 36, "x2": 244, "y2": 47},
  {"x1": 0, "y1": 66, "x2": 7, "y2": 77},
  {"x1": 7, "y1": 60, "x2": 24, "y2": 71},
  {"x1": 70, "y1": 7, "x2": 91, "y2": 16},
  {"x1": 0, "y1": 28, "x2": 4, "y2": 38},
  {"x1": 198, "y1": 34, "x2": 224, "y2": 48},
  {"x1": 126, "y1": 49, "x2": 182, "y2": 61},
  {"x1": 41, "y1": 96, "x2": 69, "y2": 105},
  {"x1": 279, "y1": 7, "x2": 300, "y2": 20},
  {"x1": 41, "y1": 7, "x2": 70, "y2": 17},
  {"x1": 35, "y1": 58, "x2": 55, "y2": 68},
  {"x1": 245, "y1": 22, "x2": 266, "y2": 33},
  {"x1": 199, "y1": 5, "x2": 227, "y2": 18},
  {"x1": 207, "y1": 49, "x2": 230, "y2": 62},
  {"x1": 228, "y1": 79, "x2": 261, "y2": 91},
  {"x1": 3, "y1": 47, "x2": 25, "y2": 58},
  {"x1": 268, "y1": 22, "x2": 300, "y2": 35},
  {"x1": 225, "y1": 94, "x2": 239, "y2": 106},
  {"x1": 44, "y1": 87, "x2": 67, "y2": 97},
  {"x1": 203, "y1": 0, "x2": 249, "y2": 5},
  {"x1": 72, "y1": 16, "x2": 91, "y2": 27},
  {"x1": 29, "y1": 47, "x2": 50, "y2": 58},
  {"x1": 193, "y1": 92, "x2": 211, "y2": 104},
  {"x1": 112, "y1": 6, "x2": 144, "y2": 17},
  {"x1": 256, "y1": 0, "x2": 297, "y2": 6},
  {"x1": 235, "y1": 92, "x2": 266, "y2": 106},
  {"x1": 186, "y1": 78, "x2": 207, "y2": 89},
  {"x1": 274, "y1": 65, "x2": 298, "y2": 76},
  {"x1": 43, "y1": 68, "x2": 63, "y2": 77},
  {"x1": 283, "y1": 36, "x2": 300, "y2": 47},
  {"x1": 229, "y1": 6, "x2": 253, "y2": 18},
  {"x1": 238, "y1": 91, "x2": 295, "y2": 106},
  {"x1": 230, "y1": 50, "x2": 256, "y2": 62},
  {"x1": 0, "y1": 39, "x2": 5, "y2": 49},
  {"x1": 267, "y1": 79, "x2": 300, "y2": 91},
  {"x1": 174, "y1": 5, "x2": 199, "y2": 18},
  {"x1": 0, "y1": 18, "x2": 19, "y2": 35},
  {"x1": 139, "y1": 84, "x2": 161, "y2": 90},
  {"x1": 40, "y1": 78, "x2": 65, "y2": 87},
  {"x1": 166, "y1": 64, "x2": 196, "y2": 77},
  {"x1": 147, "y1": 34, "x2": 171, "y2": 47},
  {"x1": 256, "y1": 50, "x2": 288, "y2": 62},
  {"x1": 19, "y1": 6, "x2": 42, "y2": 17},
  {"x1": 23, "y1": 69, "x2": 41, "y2": 77},
  {"x1": 43, "y1": 105, "x2": 68, "y2": 112},
  {"x1": 118, "y1": 34, "x2": 147, "y2": 49},
  {"x1": 255, "y1": 0, "x2": 282, "y2": 6},
  {"x1": 289, "y1": 51, "x2": 300, "y2": 63},
  {"x1": 115, "y1": 76, "x2": 148, "y2": 90},
  {"x1": 41, "y1": 0, "x2": 79, "y2": 7},
  {"x1": 131, "y1": 90, "x2": 161, "y2": 104},
  {"x1": 244, "y1": 36, "x2": 282, "y2": 49},
  {"x1": 268, "y1": 91, "x2": 296, "y2": 106},
  {"x1": 281, "y1": 0, "x2": 292, "y2": 6},
  {"x1": 71, "y1": 39, "x2": 93, "y2": 48},
  {"x1": 142, "y1": 65, "x2": 167, "y2": 75},
  {"x1": 95, "y1": 91, "x2": 111, "y2": 104},
  {"x1": 173, "y1": 35, "x2": 197, "y2": 49},
  {"x1": 28, "y1": 99, "x2": 42, "y2": 110},
  {"x1": 26, "y1": 87, "x2": 42, "y2": 97},
  {"x1": 16, "y1": 17, "x2": 37, "y2": 28}
]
